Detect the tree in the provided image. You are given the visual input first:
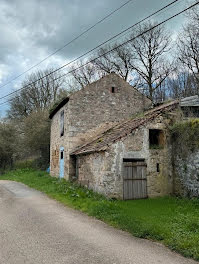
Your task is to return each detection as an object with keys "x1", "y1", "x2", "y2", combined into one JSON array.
[
  {"x1": 177, "y1": 8, "x2": 199, "y2": 89},
  {"x1": 0, "y1": 121, "x2": 17, "y2": 171},
  {"x1": 8, "y1": 68, "x2": 66, "y2": 119},
  {"x1": 7, "y1": 68, "x2": 69, "y2": 168},
  {"x1": 69, "y1": 43, "x2": 135, "y2": 89},
  {"x1": 167, "y1": 71, "x2": 198, "y2": 99},
  {"x1": 129, "y1": 21, "x2": 173, "y2": 101},
  {"x1": 69, "y1": 61, "x2": 102, "y2": 89},
  {"x1": 93, "y1": 44, "x2": 134, "y2": 81},
  {"x1": 23, "y1": 110, "x2": 50, "y2": 169}
]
